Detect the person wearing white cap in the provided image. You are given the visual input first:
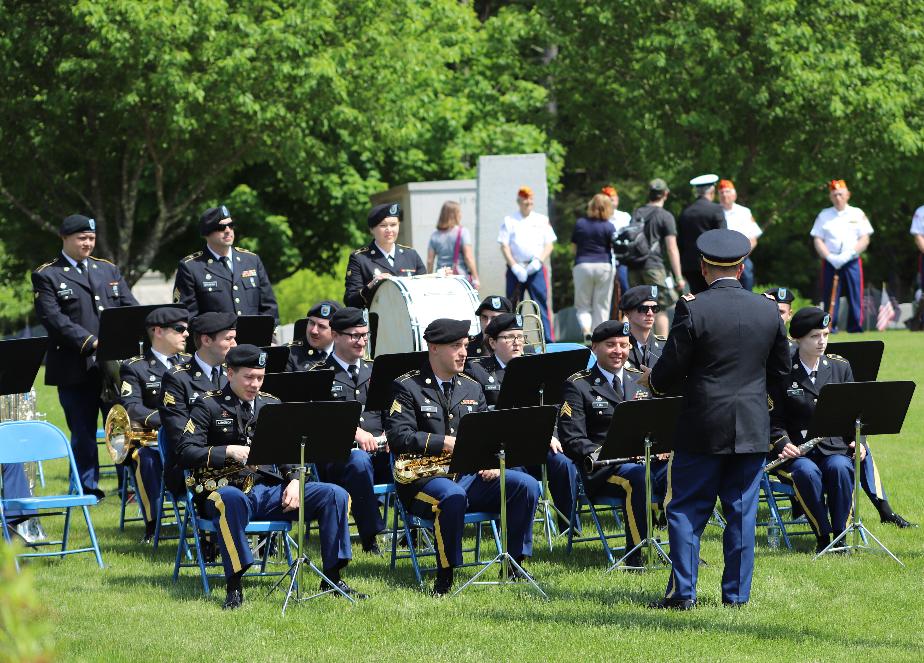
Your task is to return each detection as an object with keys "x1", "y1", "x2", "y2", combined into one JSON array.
[{"x1": 677, "y1": 174, "x2": 727, "y2": 294}]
